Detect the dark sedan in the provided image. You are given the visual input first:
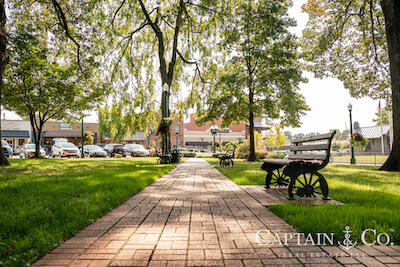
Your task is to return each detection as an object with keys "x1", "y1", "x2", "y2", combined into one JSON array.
[
  {"x1": 104, "y1": 144, "x2": 126, "y2": 157},
  {"x1": 83, "y1": 145, "x2": 107, "y2": 157}
]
